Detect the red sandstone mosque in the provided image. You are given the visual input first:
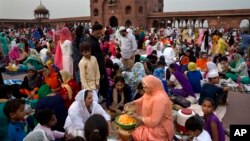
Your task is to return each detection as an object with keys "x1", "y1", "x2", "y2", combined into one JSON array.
[{"x1": 0, "y1": 0, "x2": 250, "y2": 29}]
